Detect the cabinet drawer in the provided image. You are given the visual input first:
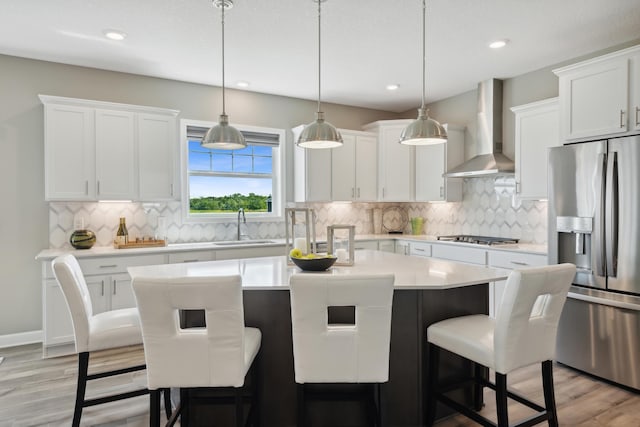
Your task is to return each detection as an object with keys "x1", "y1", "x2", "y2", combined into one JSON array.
[
  {"x1": 354, "y1": 241, "x2": 378, "y2": 251},
  {"x1": 79, "y1": 254, "x2": 166, "y2": 275},
  {"x1": 168, "y1": 250, "x2": 216, "y2": 263},
  {"x1": 488, "y1": 251, "x2": 547, "y2": 269},
  {"x1": 431, "y1": 245, "x2": 487, "y2": 265},
  {"x1": 409, "y1": 242, "x2": 432, "y2": 257}
]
